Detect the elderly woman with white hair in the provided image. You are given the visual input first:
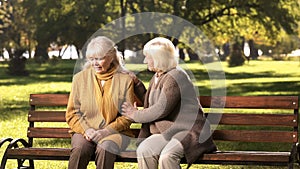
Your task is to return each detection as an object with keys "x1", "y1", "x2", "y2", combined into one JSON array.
[
  {"x1": 66, "y1": 36, "x2": 145, "y2": 169},
  {"x1": 122, "y1": 37, "x2": 217, "y2": 169}
]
